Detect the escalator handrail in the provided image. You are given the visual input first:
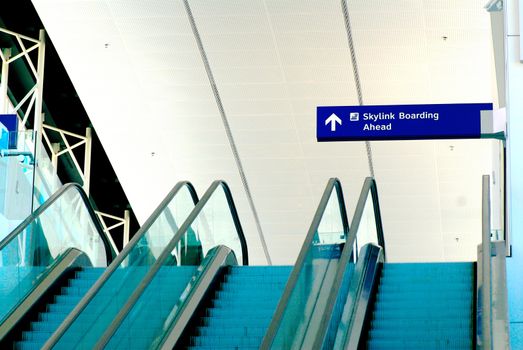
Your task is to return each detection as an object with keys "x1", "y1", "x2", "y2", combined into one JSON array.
[
  {"x1": 0, "y1": 182, "x2": 116, "y2": 263},
  {"x1": 92, "y1": 180, "x2": 248, "y2": 349},
  {"x1": 42, "y1": 181, "x2": 198, "y2": 349},
  {"x1": 261, "y1": 177, "x2": 349, "y2": 349},
  {"x1": 347, "y1": 177, "x2": 385, "y2": 261},
  {"x1": 311, "y1": 176, "x2": 385, "y2": 349}
]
